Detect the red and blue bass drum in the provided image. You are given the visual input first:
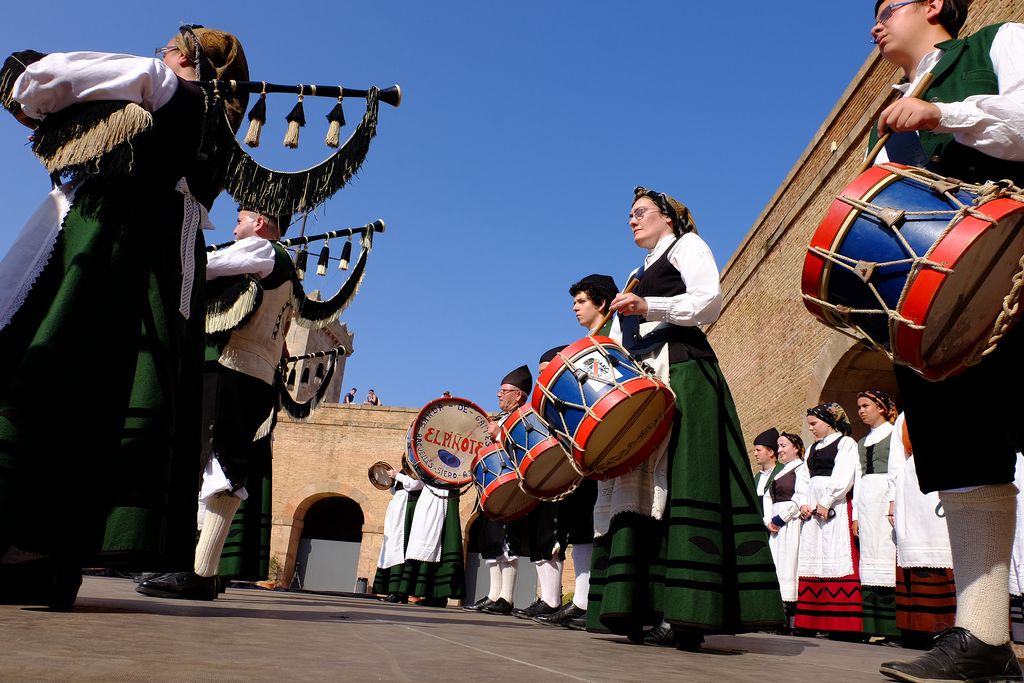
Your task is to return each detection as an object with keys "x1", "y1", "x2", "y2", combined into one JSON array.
[
  {"x1": 499, "y1": 406, "x2": 581, "y2": 500},
  {"x1": 802, "y1": 164, "x2": 1024, "y2": 380},
  {"x1": 471, "y1": 443, "x2": 538, "y2": 521},
  {"x1": 531, "y1": 335, "x2": 675, "y2": 479},
  {"x1": 406, "y1": 397, "x2": 490, "y2": 489}
]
